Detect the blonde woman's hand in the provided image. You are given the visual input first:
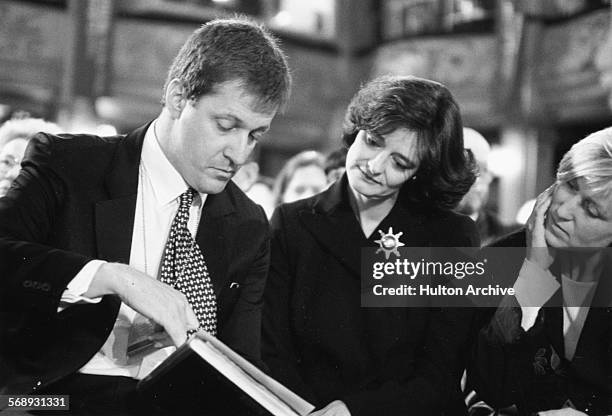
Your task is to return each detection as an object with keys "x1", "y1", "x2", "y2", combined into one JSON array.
[{"x1": 526, "y1": 185, "x2": 556, "y2": 270}]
